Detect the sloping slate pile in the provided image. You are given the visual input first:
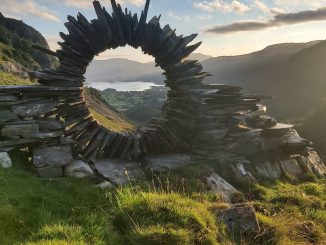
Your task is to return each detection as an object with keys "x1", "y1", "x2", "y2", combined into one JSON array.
[{"x1": 191, "y1": 84, "x2": 326, "y2": 180}]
